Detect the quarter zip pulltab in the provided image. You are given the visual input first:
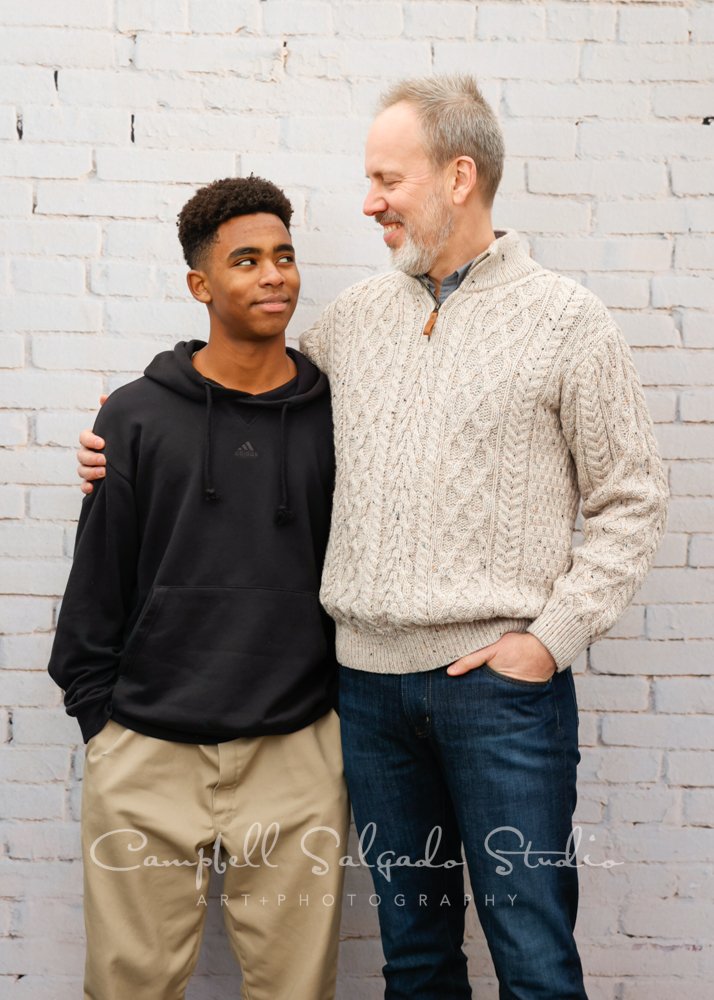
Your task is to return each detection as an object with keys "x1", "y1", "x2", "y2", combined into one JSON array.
[{"x1": 422, "y1": 278, "x2": 441, "y2": 339}]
